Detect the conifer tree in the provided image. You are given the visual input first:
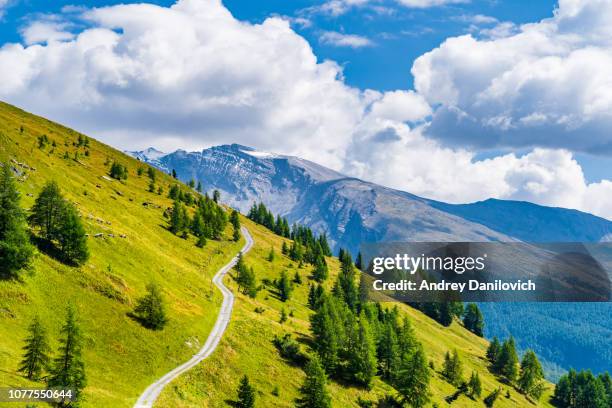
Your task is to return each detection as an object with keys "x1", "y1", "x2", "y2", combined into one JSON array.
[
  {"x1": 310, "y1": 298, "x2": 340, "y2": 374},
  {"x1": 467, "y1": 371, "x2": 482, "y2": 399},
  {"x1": 439, "y1": 302, "x2": 454, "y2": 327},
  {"x1": 378, "y1": 321, "x2": 400, "y2": 380},
  {"x1": 355, "y1": 251, "x2": 363, "y2": 270},
  {"x1": 29, "y1": 181, "x2": 88, "y2": 265},
  {"x1": 281, "y1": 241, "x2": 288, "y2": 255},
  {"x1": 337, "y1": 250, "x2": 358, "y2": 311},
  {"x1": 169, "y1": 200, "x2": 187, "y2": 234},
  {"x1": 48, "y1": 307, "x2": 86, "y2": 405},
  {"x1": 298, "y1": 355, "x2": 331, "y2": 408},
  {"x1": 267, "y1": 247, "x2": 275, "y2": 262},
  {"x1": 230, "y1": 209, "x2": 241, "y2": 241},
  {"x1": 497, "y1": 337, "x2": 519, "y2": 382},
  {"x1": 442, "y1": 349, "x2": 463, "y2": 387},
  {"x1": 56, "y1": 202, "x2": 89, "y2": 265},
  {"x1": 109, "y1": 162, "x2": 128, "y2": 180},
  {"x1": 394, "y1": 346, "x2": 430, "y2": 408},
  {"x1": 312, "y1": 256, "x2": 328, "y2": 282},
  {"x1": 308, "y1": 284, "x2": 317, "y2": 309},
  {"x1": 19, "y1": 316, "x2": 50, "y2": 380},
  {"x1": 518, "y1": 350, "x2": 545, "y2": 400},
  {"x1": 171, "y1": 169, "x2": 177, "y2": 179},
  {"x1": 463, "y1": 303, "x2": 484, "y2": 337},
  {"x1": 196, "y1": 181, "x2": 202, "y2": 192},
  {"x1": 236, "y1": 375, "x2": 255, "y2": 408},
  {"x1": 348, "y1": 315, "x2": 377, "y2": 387},
  {"x1": 397, "y1": 316, "x2": 417, "y2": 359},
  {"x1": 133, "y1": 283, "x2": 167, "y2": 330},
  {"x1": 487, "y1": 336, "x2": 501, "y2": 366},
  {"x1": 196, "y1": 234, "x2": 207, "y2": 248},
  {"x1": 213, "y1": 189, "x2": 220, "y2": 203},
  {"x1": 29, "y1": 181, "x2": 65, "y2": 240},
  {"x1": 0, "y1": 164, "x2": 33, "y2": 278},
  {"x1": 277, "y1": 270, "x2": 293, "y2": 302}
]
